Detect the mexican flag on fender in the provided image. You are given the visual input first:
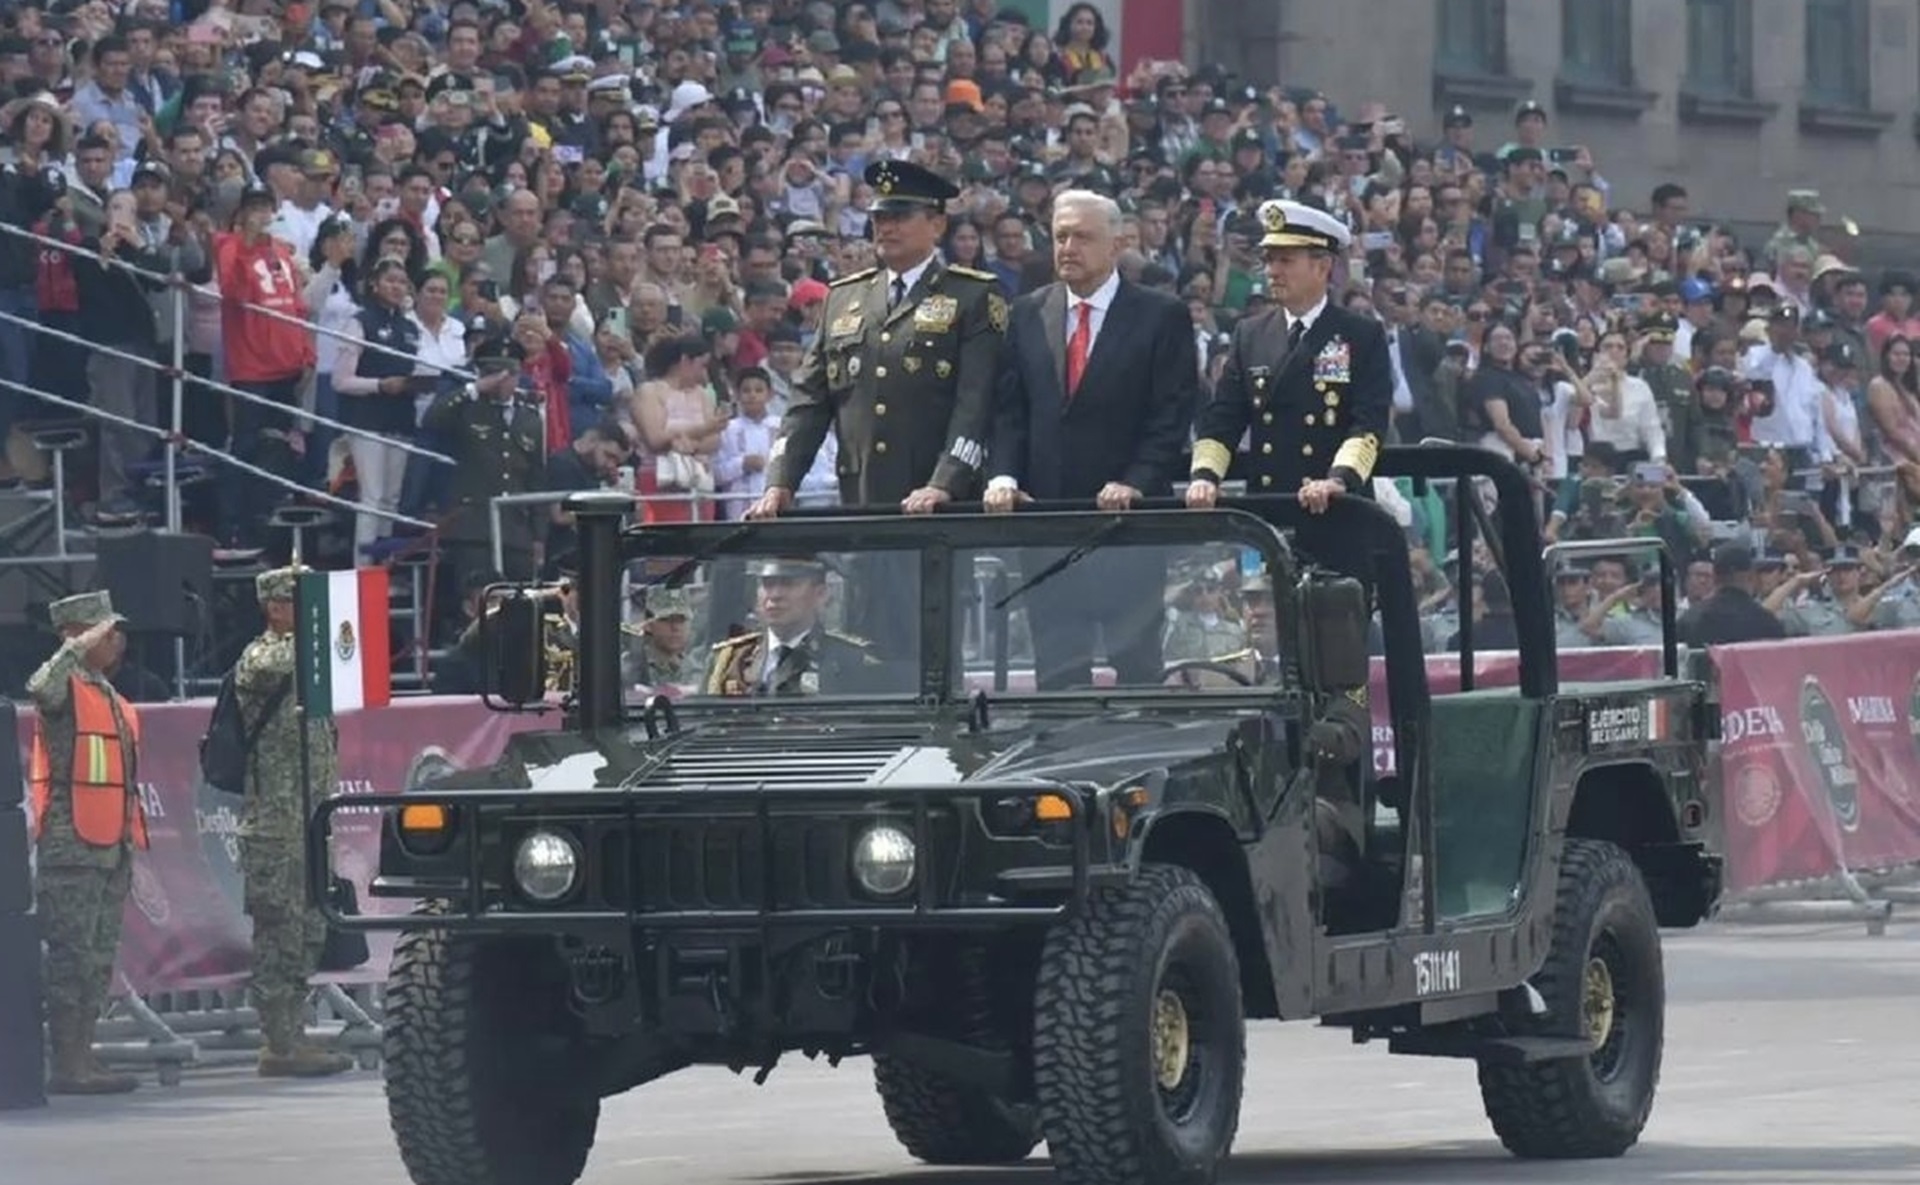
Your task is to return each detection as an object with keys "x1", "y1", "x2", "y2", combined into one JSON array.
[{"x1": 295, "y1": 568, "x2": 392, "y2": 716}]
